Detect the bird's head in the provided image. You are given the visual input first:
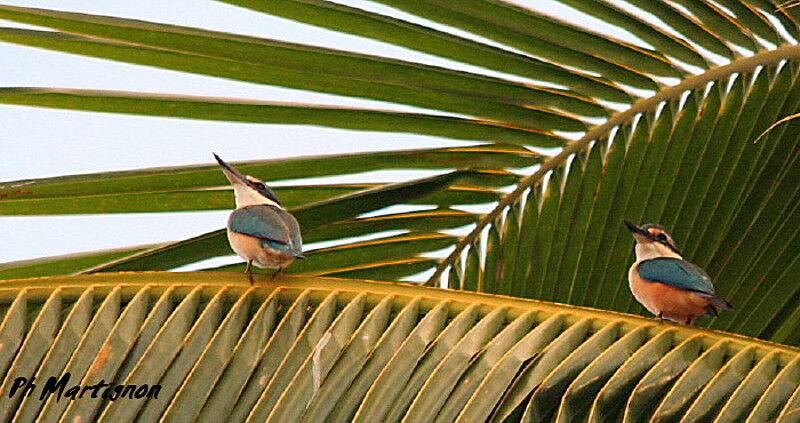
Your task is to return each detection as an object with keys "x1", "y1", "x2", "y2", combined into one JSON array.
[
  {"x1": 214, "y1": 153, "x2": 281, "y2": 208},
  {"x1": 624, "y1": 220, "x2": 682, "y2": 259}
]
